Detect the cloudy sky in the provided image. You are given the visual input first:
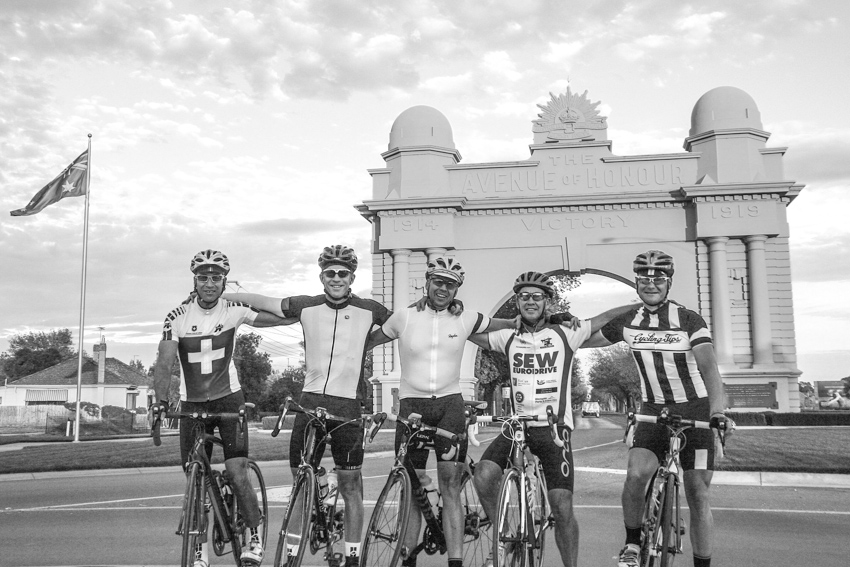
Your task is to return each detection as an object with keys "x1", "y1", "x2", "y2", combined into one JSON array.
[{"x1": 1, "y1": 1, "x2": 847, "y2": 382}]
